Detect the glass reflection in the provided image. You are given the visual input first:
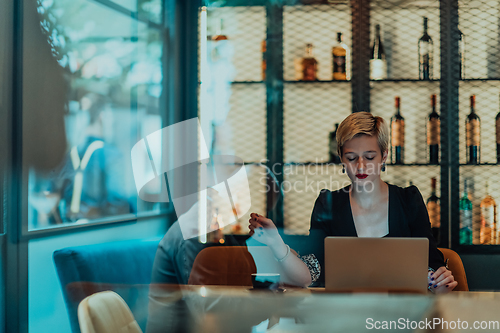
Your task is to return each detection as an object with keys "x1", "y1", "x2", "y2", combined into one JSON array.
[{"x1": 28, "y1": 0, "x2": 164, "y2": 229}]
